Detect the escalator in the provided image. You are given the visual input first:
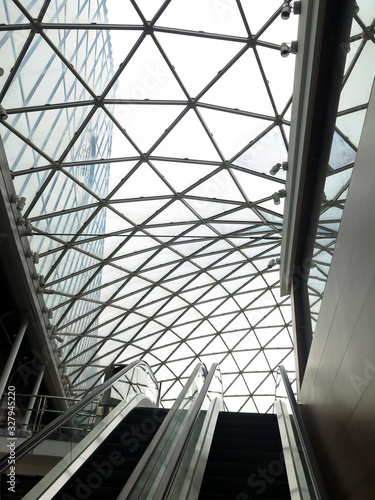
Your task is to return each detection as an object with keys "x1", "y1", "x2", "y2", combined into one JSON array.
[
  {"x1": 0, "y1": 363, "x2": 326, "y2": 499},
  {"x1": 198, "y1": 412, "x2": 290, "y2": 500},
  {"x1": 54, "y1": 407, "x2": 169, "y2": 500}
]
